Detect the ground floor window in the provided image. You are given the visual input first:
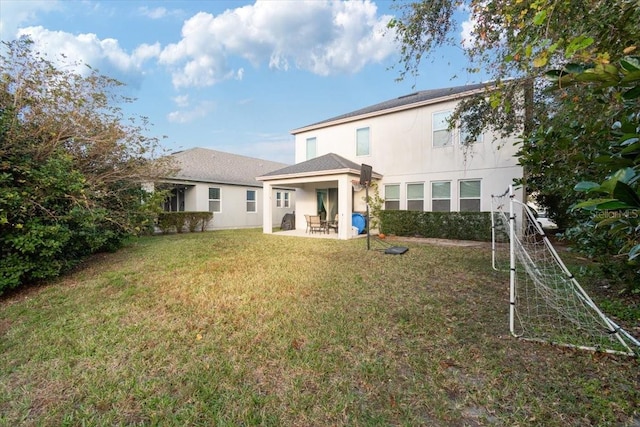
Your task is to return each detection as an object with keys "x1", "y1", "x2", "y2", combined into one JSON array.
[
  {"x1": 459, "y1": 180, "x2": 481, "y2": 211},
  {"x1": 407, "y1": 183, "x2": 424, "y2": 211},
  {"x1": 209, "y1": 187, "x2": 221, "y2": 213},
  {"x1": 384, "y1": 184, "x2": 400, "y2": 210},
  {"x1": 276, "y1": 191, "x2": 290, "y2": 208},
  {"x1": 431, "y1": 181, "x2": 451, "y2": 212},
  {"x1": 164, "y1": 187, "x2": 185, "y2": 212},
  {"x1": 247, "y1": 190, "x2": 257, "y2": 212}
]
